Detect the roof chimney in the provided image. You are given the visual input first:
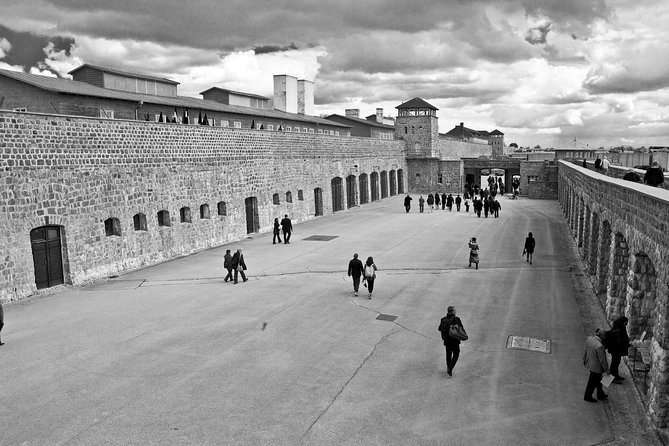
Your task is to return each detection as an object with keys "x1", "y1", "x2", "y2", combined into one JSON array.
[
  {"x1": 297, "y1": 79, "x2": 314, "y2": 115},
  {"x1": 376, "y1": 108, "x2": 383, "y2": 123},
  {"x1": 273, "y1": 74, "x2": 298, "y2": 113},
  {"x1": 345, "y1": 109, "x2": 360, "y2": 118}
]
